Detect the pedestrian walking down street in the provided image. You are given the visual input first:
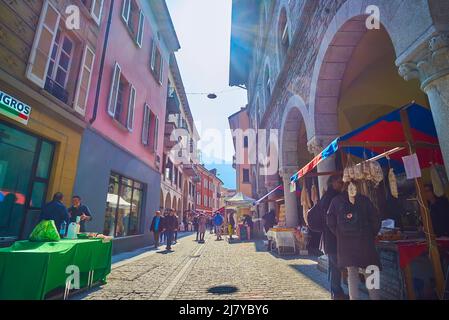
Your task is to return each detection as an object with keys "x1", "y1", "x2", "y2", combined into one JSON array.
[
  {"x1": 227, "y1": 211, "x2": 235, "y2": 240},
  {"x1": 183, "y1": 214, "x2": 189, "y2": 232},
  {"x1": 150, "y1": 211, "x2": 163, "y2": 249},
  {"x1": 327, "y1": 181, "x2": 382, "y2": 300},
  {"x1": 160, "y1": 210, "x2": 169, "y2": 244},
  {"x1": 173, "y1": 210, "x2": 179, "y2": 244},
  {"x1": 164, "y1": 210, "x2": 178, "y2": 251},
  {"x1": 198, "y1": 214, "x2": 207, "y2": 243},
  {"x1": 213, "y1": 212, "x2": 224, "y2": 240},
  {"x1": 193, "y1": 214, "x2": 199, "y2": 241},
  {"x1": 308, "y1": 175, "x2": 347, "y2": 300},
  {"x1": 243, "y1": 213, "x2": 254, "y2": 240}
]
